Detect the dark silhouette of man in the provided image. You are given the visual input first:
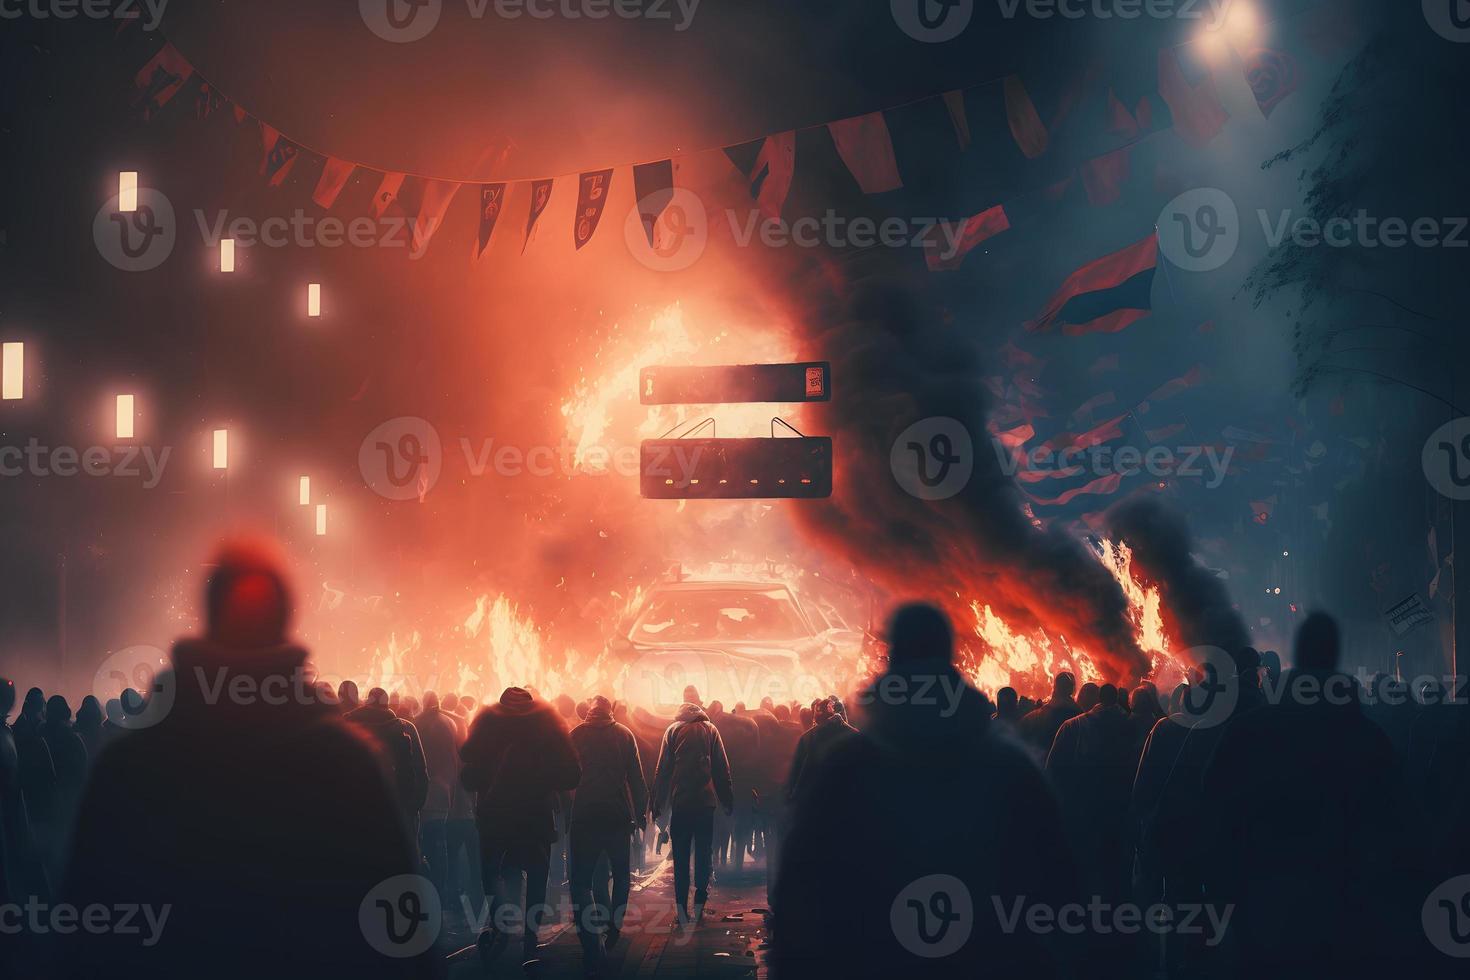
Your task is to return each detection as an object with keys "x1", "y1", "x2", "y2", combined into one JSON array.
[
  {"x1": 708, "y1": 699, "x2": 760, "y2": 872},
  {"x1": 1020, "y1": 670, "x2": 1081, "y2": 753},
  {"x1": 348, "y1": 687, "x2": 430, "y2": 843},
  {"x1": 337, "y1": 678, "x2": 362, "y2": 713},
  {"x1": 72, "y1": 696, "x2": 104, "y2": 764},
  {"x1": 414, "y1": 691, "x2": 461, "y2": 905},
  {"x1": 567, "y1": 694, "x2": 647, "y2": 975},
  {"x1": 1202, "y1": 614, "x2": 1405, "y2": 979},
  {"x1": 459, "y1": 686, "x2": 580, "y2": 965},
  {"x1": 2, "y1": 676, "x2": 49, "y2": 974},
  {"x1": 992, "y1": 686, "x2": 1023, "y2": 729},
  {"x1": 783, "y1": 696, "x2": 858, "y2": 805},
  {"x1": 650, "y1": 699, "x2": 733, "y2": 923},
  {"x1": 772, "y1": 604, "x2": 1077, "y2": 979},
  {"x1": 59, "y1": 539, "x2": 438, "y2": 978}
]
